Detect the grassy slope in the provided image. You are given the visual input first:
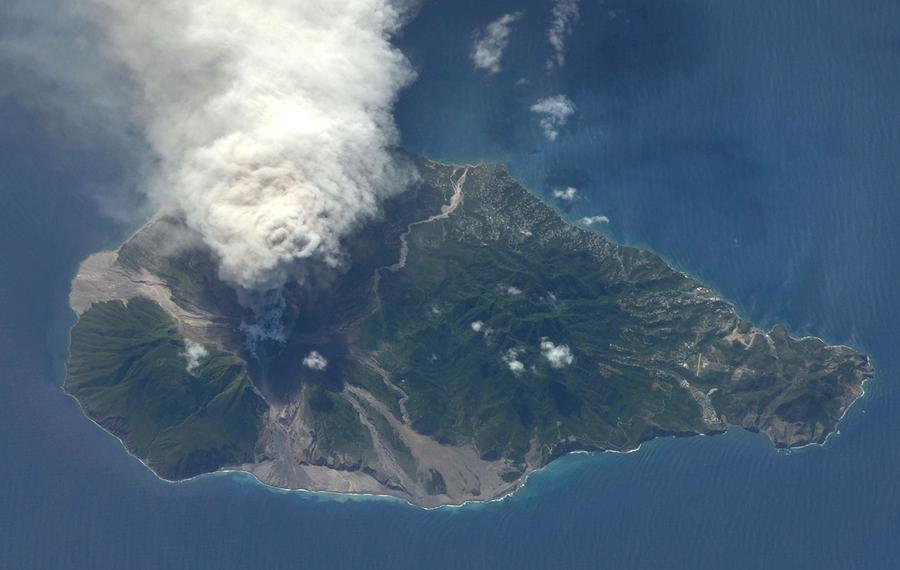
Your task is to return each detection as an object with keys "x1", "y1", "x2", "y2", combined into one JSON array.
[
  {"x1": 66, "y1": 298, "x2": 266, "y2": 479},
  {"x1": 304, "y1": 385, "x2": 375, "y2": 466}
]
